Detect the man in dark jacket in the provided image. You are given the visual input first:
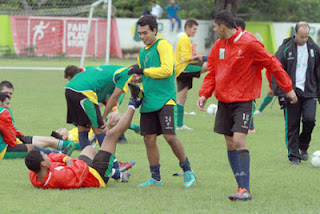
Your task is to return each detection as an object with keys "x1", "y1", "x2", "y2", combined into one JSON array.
[{"x1": 272, "y1": 22, "x2": 320, "y2": 165}]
